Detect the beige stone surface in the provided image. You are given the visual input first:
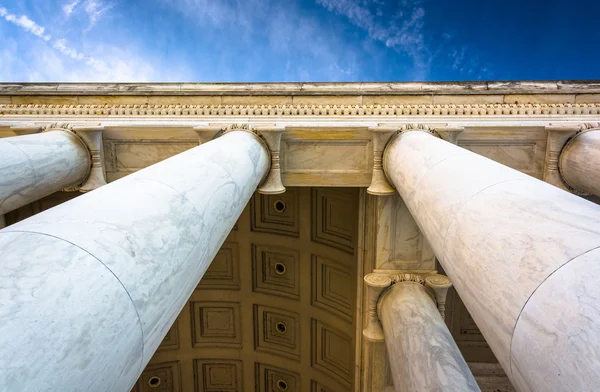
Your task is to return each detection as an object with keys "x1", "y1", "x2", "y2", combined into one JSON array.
[
  {"x1": 433, "y1": 95, "x2": 504, "y2": 104},
  {"x1": 11, "y1": 95, "x2": 78, "y2": 105},
  {"x1": 292, "y1": 95, "x2": 363, "y2": 105},
  {"x1": 78, "y1": 95, "x2": 150, "y2": 105},
  {"x1": 503, "y1": 94, "x2": 576, "y2": 104},
  {"x1": 222, "y1": 95, "x2": 292, "y2": 105},
  {"x1": 363, "y1": 95, "x2": 433, "y2": 105},
  {"x1": 148, "y1": 95, "x2": 222, "y2": 105},
  {"x1": 575, "y1": 94, "x2": 600, "y2": 103}
]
